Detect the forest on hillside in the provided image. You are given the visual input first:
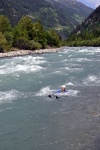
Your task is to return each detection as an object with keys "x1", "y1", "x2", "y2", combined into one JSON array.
[
  {"x1": 65, "y1": 29, "x2": 100, "y2": 47},
  {"x1": 0, "y1": 0, "x2": 93, "y2": 38},
  {"x1": 0, "y1": 15, "x2": 61, "y2": 52}
]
